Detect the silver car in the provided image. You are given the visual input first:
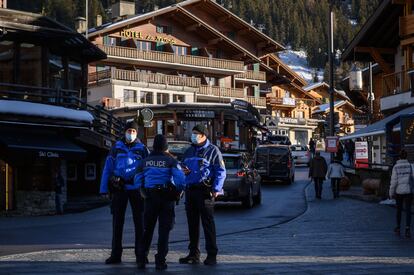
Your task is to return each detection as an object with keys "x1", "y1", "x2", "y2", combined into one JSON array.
[{"x1": 290, "y1": 145, "x2": 311, "y2": 166}]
